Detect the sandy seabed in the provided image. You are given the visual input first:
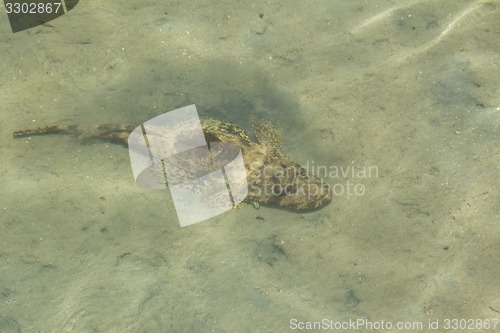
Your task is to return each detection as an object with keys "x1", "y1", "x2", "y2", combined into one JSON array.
[{"x1": 0, "y1": 0, "x2": 499, "y2": 332}]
